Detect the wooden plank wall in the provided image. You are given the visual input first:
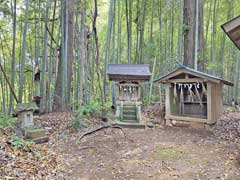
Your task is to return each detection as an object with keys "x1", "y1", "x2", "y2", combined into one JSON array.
[{"x1": 209, "y1": 82, "x2": 223, "y2": 124}]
